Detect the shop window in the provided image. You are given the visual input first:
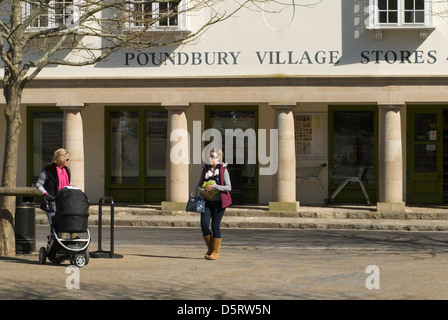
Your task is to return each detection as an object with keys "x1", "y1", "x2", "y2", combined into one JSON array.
[
  {"x1": 110, "y1": 111, "x2": 140, "y2": 184},
  {"x1": 329, "y1": 107, "x2": 378, "y2": 203},
  {"x1": 207, "y1": 107, "x2": 259, "y2": 204},
  {"x1": 146, "y1": 111, "x2": 168, "y2": 184},
  {"x1": 106, "y1": 108, "x2": 167, "y2": 202},
  {"x1": 28, "y1": 109, "x2": 63, "y2": 183}
]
